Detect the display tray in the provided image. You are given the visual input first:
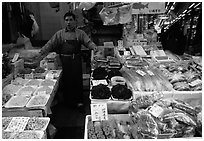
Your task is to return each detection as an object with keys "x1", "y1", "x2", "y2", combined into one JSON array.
[
  {"x1": 111, "y1": 95, "x2": 133, "y2": 101},
  {"x1": 2, "y1": 131, "x2": 14, "y2": 139},
  {"x1": 40, "y1": 79, "x2": 57, "y2": 87},
  {"x1": 26, "y1": 94, "x2": 50, "y2": 108},
  {"x1": 25, "y1": 79, "x2": 43, "y2": 87},
  {"x1": 34, "y1": 86, "x2": 53, "y2": 95},
  {"x1": 2, "y1": 84, "x2": 22, "y2": 96},
  {"x1": 16, "y1": 86, "x2": 37, "y2": 96},
  {"x1": 89, "y1": 91, "x2": 111, "y2": 101},
  {"x1": 11, "y1": 77, "x2": 30, "y2": 86},
  {"x1": 5, "y1": 117, "x2": 30, "y2": 132},
  {"x1": 4, "y1": 95, "x2": 31, "y2": 108},
  {"x1": 24, "y1": 117, "x2": 50, "y2": 131},
  {"x1": 85, "y1": 113, "x2": 202, "y2": 139},
  {"x1": 84, "y1": 114, "x2": 130, "y2": 139},
  {"x1": 2, "y1": 117, "x2": 13, "y2": 130},
  {"x1": 133, "y1": 90, "x2": 202, "y2": 105},
  {"x1": 46, "y1": 70, "x2": 62, "y2": 78},
  {"x1": 10, "y1": 131, "x2": 45, "y2": 139}
]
